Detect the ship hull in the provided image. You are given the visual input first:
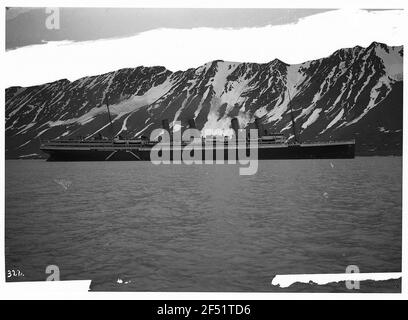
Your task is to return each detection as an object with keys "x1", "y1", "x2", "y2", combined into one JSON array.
[{"x1": 41, "y1": 142, "x2": 355, "y2": 161}]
